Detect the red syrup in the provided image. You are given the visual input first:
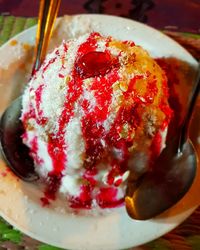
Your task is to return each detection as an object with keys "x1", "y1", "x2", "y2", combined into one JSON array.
[
  {"x1": 70, "y1": 185, "x2": 93, "y2": 209},
  {"x1": 35, "y1": 84, "x2": 48, "y2": 126},
  {"x1": 80, "y1": 71, "x2": 119, "y2": 168},
  {"x1": 75, "y1": 51, "x2": 118, "y2": 78},
  {"x1": 40, "y1": 197, "x2": 50, "y2": 207},
  {"x1": 74, "y1": 48, "x2": 125, "y2": 208},
  {"x1": 40, "y1": 174, "x2": 62, "y2": 206},
  {"x1": 97, "y1": 187, "x2": 124, "y2": 208},
  {"x1": 71, "y1": 53, "x2": 122, "y2": 207},
  {"x1": 42, "y1": 57, "x2": 57, "y2": 73}
]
